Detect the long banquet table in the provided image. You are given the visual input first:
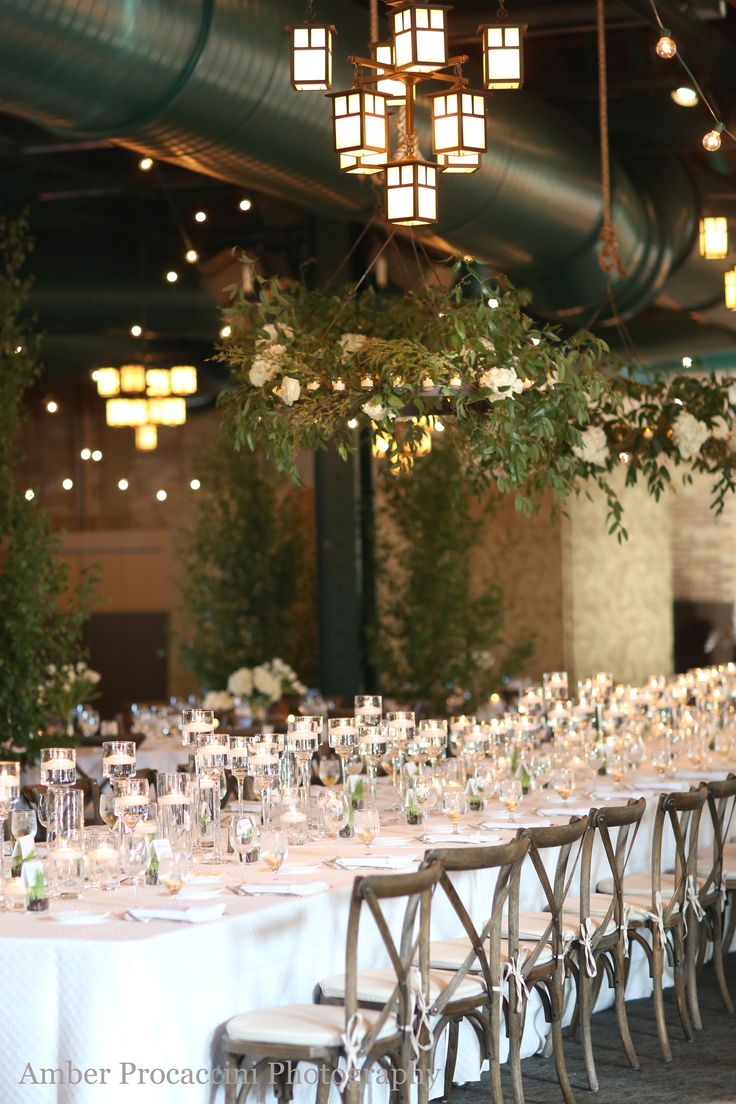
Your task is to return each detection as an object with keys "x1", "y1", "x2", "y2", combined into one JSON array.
[{"x1": 1, "y1": 763, "x2": 732, "y2": 1104}]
